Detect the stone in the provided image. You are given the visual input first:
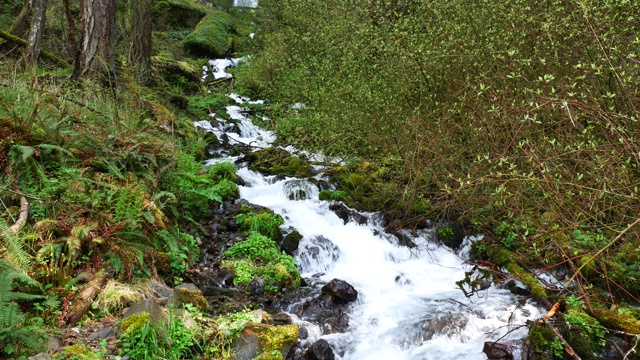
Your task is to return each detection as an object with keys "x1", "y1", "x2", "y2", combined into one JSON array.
[
  {"x1": 271, "y1": 313, "x2": 293, "y2": 325},
  {"x1": 250, "y1": 276, "x2": 265, "y2": 296},
  {"x1": 328, "y1": 203, "x2": 368, "y2": 225},
  {"x1": 47, "y1": 336, "x2": 59, "y2": 354},
  {"x1": 321, "y1": 279, "x2": 358, "y2": 304},
  {"x1": 482, "y1": 342, "x2": 514, "y2": 360},
  {"x1": 173, "y1": 283, "x2": 209, "y2": 311},
  {"x1": 436, "y1": 221, "x2": 465, "y2": 250},
  {"x1": 121, "y1": 299, "x2": 166, "y2": 333},
  {"x1": 232, "y1": 323, "x2": 299, "y2": 360},
  {"x1": 304, "y1": 339, "x2": 335, "y2": 360},
  {"x1": 90, "y1": 327, "x2": 116, "y2": 340},
  {"x1": 281, "y1": 230, "x2": 303, "y2": 255},
  {"x1": 150, "y1": 281, "x2": 173, "y2": 305}
]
